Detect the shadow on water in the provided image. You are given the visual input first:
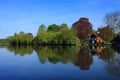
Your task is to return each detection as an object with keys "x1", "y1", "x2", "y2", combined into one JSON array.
[{"x1": 4, "y1": 44, "x2": 120, "y2": 77}]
